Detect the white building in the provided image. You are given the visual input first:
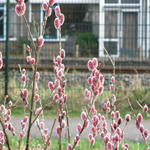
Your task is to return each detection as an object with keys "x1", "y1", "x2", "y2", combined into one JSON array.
[{"x1": 0, "y1": 0, "x2": 150, "y2": 58}]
